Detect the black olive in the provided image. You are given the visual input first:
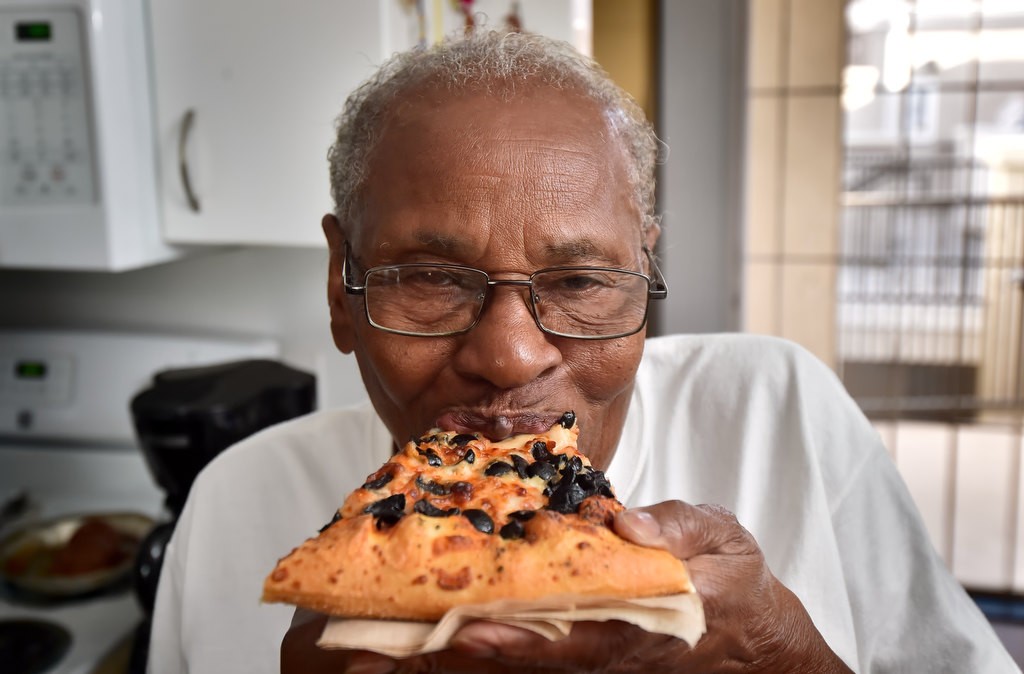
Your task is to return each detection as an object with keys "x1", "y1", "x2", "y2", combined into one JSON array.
[
  {"x1": 508, "y1": 509, "x2": 536, "y2": 521},
  {"x1": 375, "y1": 513, "x2": 403, "y2": 529},
  {"x1": 576, "y1": 472, "x2": 595, "y2": 493},
  {"x1": 362, "y1": 471, "x2": 393, "y2": 490},
  {"x1": 499, "y1": 520, "x2": 525, "y2": 540},
  {"x1": 319, "y1": 510, "x2": 342, "y2": 533},
  {"x1": 527, "y1": 461, "x2": 556, "y2": 481},
  {"x1": 547, "y1": 480, "x2": 587, "y2": 514},
  {"x1": 416, "y1": 475, "x2": 451, "y2": 496},
  {"x1": 531, "y1": 441, "x2": 552, "y2": 461},
  {"x1": 485, "y1": 461, "x2": 514, "y2": 477},
  {"x1": 364, "y1": 493, "x2": 406, "y2": 518},
  {"x1": 451, "y1": 433, "x2": 476, "y2": 446},
  {"x1": 463, "y1": 509, "x2": 494, "y2": 534},
  {"x1": 590, "y1": 470, "x2": 615, "y2": 498},
  {"x1": 365, "y1": 494, "x2": 406, "y2": 528},
  {"x1": 511, "y1": 454, "x2": 530, "y2": 480},
  {"x1": 558, "y1": 411, "x2": 576, "y2": 429},
  {"x1": 414, "y1": 499, "x2": 459, "y2": 517},
  {"x1": 568, "y1": 455, "x2": 583, "y2": 473},
  {"x1": 462, "y1": 448, "x2": 476, "y2": 464},
  {"x1": 423, "y1": 449, "x2": 442, "y2": 467},
  {"x1": 558, "y1": 462, "x2": 579, "y2": 485}
]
